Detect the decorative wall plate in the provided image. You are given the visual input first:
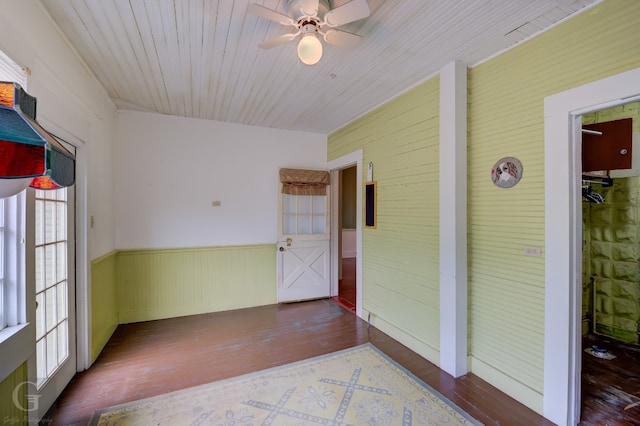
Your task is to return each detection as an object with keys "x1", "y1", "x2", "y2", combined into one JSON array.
[{"x1": 491, "y1": 157, "x2": 523, "y2": 188}]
